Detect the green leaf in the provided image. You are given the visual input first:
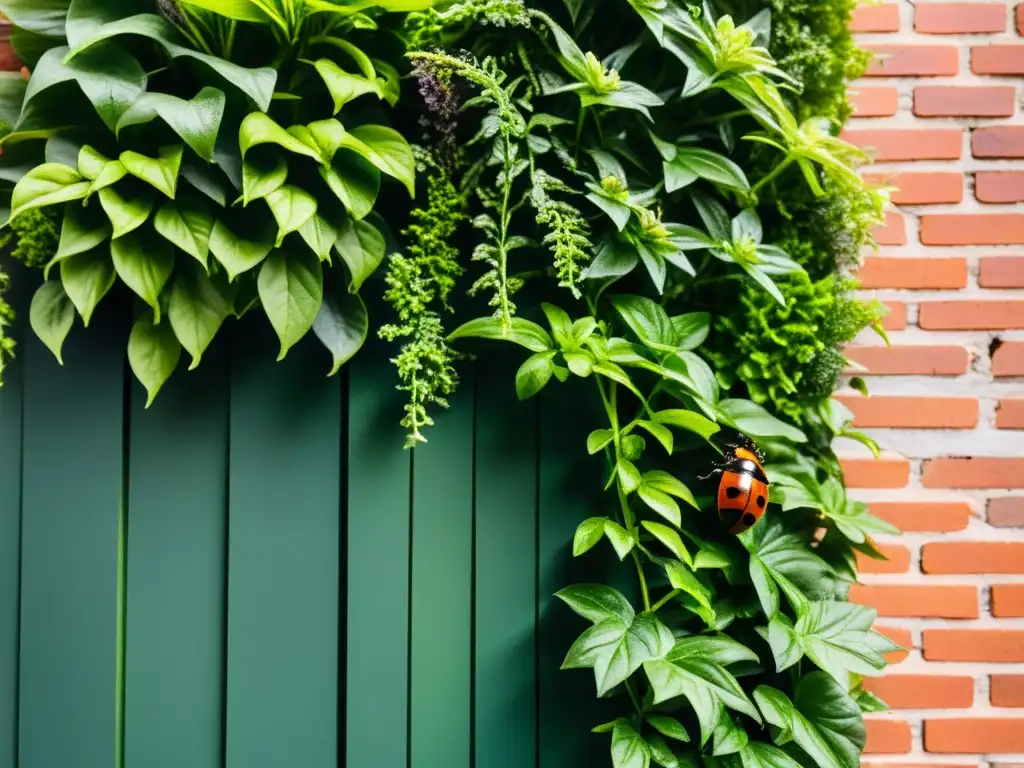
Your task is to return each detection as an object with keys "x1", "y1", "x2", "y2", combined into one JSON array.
[
  {"x1": 639, "y1": 483, "x2": 681, "y2": 527},
  {"x1": 618, "y1": 459, "x2": 642, "y2": 494},
  {"x1": 643, "y1": 470, "x2": 698, "y2": 509},
  {"x1": 320, "y1": 152, "x2": 380, "y2": 220},
  {"x1": 667, "y1": 148, "x2": 750, "y2": 193},
  {"x1": 647, "y1": 716, "x2": 689, "y2": 743},
  {"x1": 795, "y1": 602, "x2": 887, "y2": 689},
  {"x1": 258, "y1": 249, "x2": 323, "y2": 360},
  {"x1": 655, "y1": 409, "x2": 720, "y2": 440},
  {"x1": 642, "y1": 521, "x2": 693, "y2": 567},
  {"x1": 111, "y1": 230, "x2": 175, "y2": 322},
  {"x1": 587, "y1": 429, "x2": 615, "y2": 455},
  {"x1": 209, "y1": 215, "x2": 274, "y2": 281},
  {"x1": 717, "y1": 400, "x2": 807, "y2": 442},
  {"x1": 29, "y1": 281, "x2": 75, "y2": 364},
  {"x1": 670, "y1": 634, "x2": 759, "y2": 667},
  {"x1": 335, "y1": 216, "x2": 384, "y2": 291},
  {"x1": 749, "y1": 556, "x2": 779, "y2": 618},
  {"x1": 741, "y1": 517, "x2": 831, "y2": 614},
  {"x1": 167, "y1": 262, "x2": 232, "y2": 370},
  {"x1": 299, "y1": 210, "x2": 342, "y2": 262},
  {"x1": 240, "y1": 112, "x2": 322, "y2": 164},
  {"x1": 448, "y1": 316, "x2": 554, "y2": 353},
  {"x1": 664, "y1": 560, "x2": 712, "y2": 611},
  {"x1": 610, "y1": 294, "x2": 674, "y2": 348},
  {"x1": 311, "y1": 276, "x2": 368, "y2": 376},
  {"x1": 119, "y1": 146, "x2": 183, "y2": 199},
  {"x1": 757, "y1": 615, "x2": 803, "y2": 673},
  {"x1": 563, "y1": 611, "x2": 673, "y2": 696},
  {"x1": 290, "y1": 119, "x2": 348, "y2": 167},
  {"x1": 541, "y1": 302, "x2": 574, "y2": 347},
  {"x1": 828, "y1": 498, "x2": 900, "y2": 544},
  {"x1": 671, "y1": 312, "x2": 710, "y2": 350},
  {"x1": 712, "y1": 712, "x2": 748, "y2": 756},
  {"x1": 10, "y1": 163, "x2": 89, "y2": 222},
  {"x1": 264, "y1": 185, "x2": 318, "y2": 247},
  {"x1": 646, "y1": 732, "x2": 680, "y2": 768},
  {"x1": 116, "y1": 88, "x2": 226, "y2": 162},
  {"x1": 611, "y1": 719, "x2": 652, "y2": 768},
  {"x1": 60, "y1": 248, "x2": 116, "y2": 326},
  {"x1": 48, "y1": 202, "x2": 111, "y2": 278},
  {"x1": 340, "y1": 125, "x2": 415, "y2": 196},
  {"x1": 1, "y1": 0, "x2": 69, "y2": 36},
  {"x1": 574, "y1": 517, "x2": 607, "y2": 557},
  {"x1": 516, "y1": 351, "x2": 555, "y2": 400},
  {"x1": 312, "y1": 59, "x2": 382, "y2": 114},
  {"x1": 754, "y1": 674, "x2": 865, "y2": 768},
  {"x1": 603, "y1": 520, "x2": 636, "y2": 560},
  {"x1": 634, "y1": 419, "x2": 674, "y2": 454},
  {"x1": 556, "y1": 583, "x2": 634, "y2": 623},
  {"x1": 128, "y1": 313, "x2": 181, "y2": 407},
  {"x1": 154, "y1": 198, "x2": 213, "y2": 268},
  {"x1": 241, "y1": 153, "x2": 287, "y2": 206},
  {"x1": 731, "y1": 742, "x2": 806, "y2": 768}
]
